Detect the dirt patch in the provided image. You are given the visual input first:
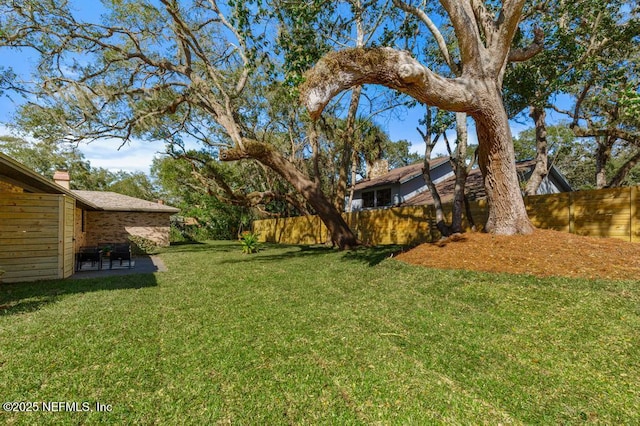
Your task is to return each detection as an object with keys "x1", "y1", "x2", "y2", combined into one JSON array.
[{"x1": 396, "y1": 229, "x2": 640, "y2": 281}]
